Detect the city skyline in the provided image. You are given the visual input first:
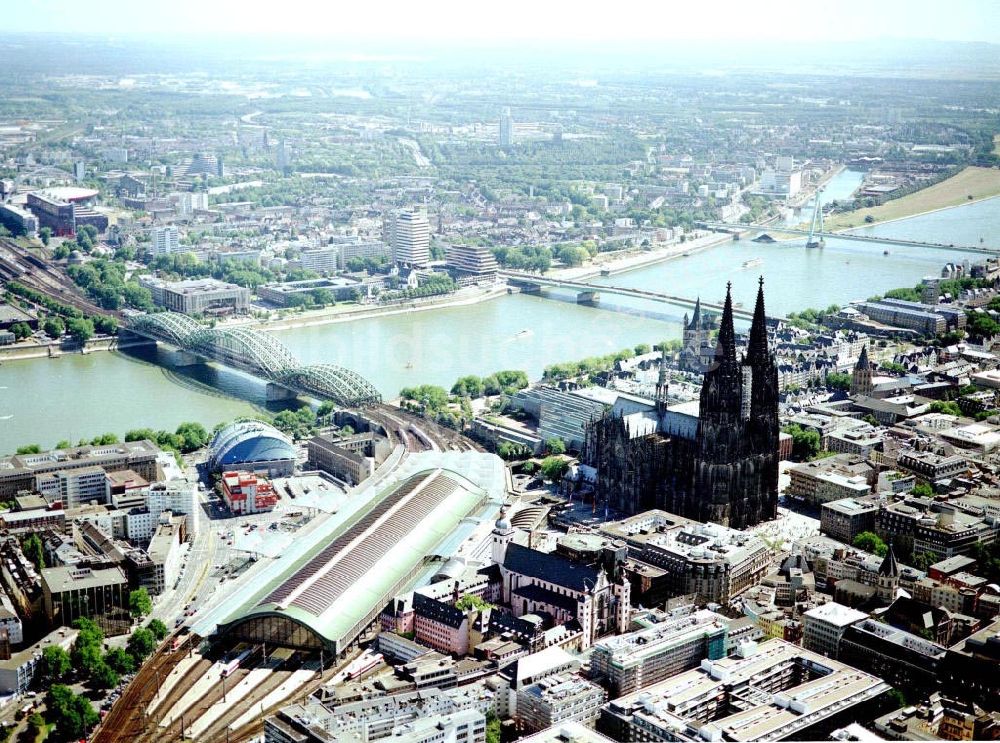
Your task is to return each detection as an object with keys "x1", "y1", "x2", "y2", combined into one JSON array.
[{"x1": 3, "y1": 0, "x2": 999, "y2": 43}]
